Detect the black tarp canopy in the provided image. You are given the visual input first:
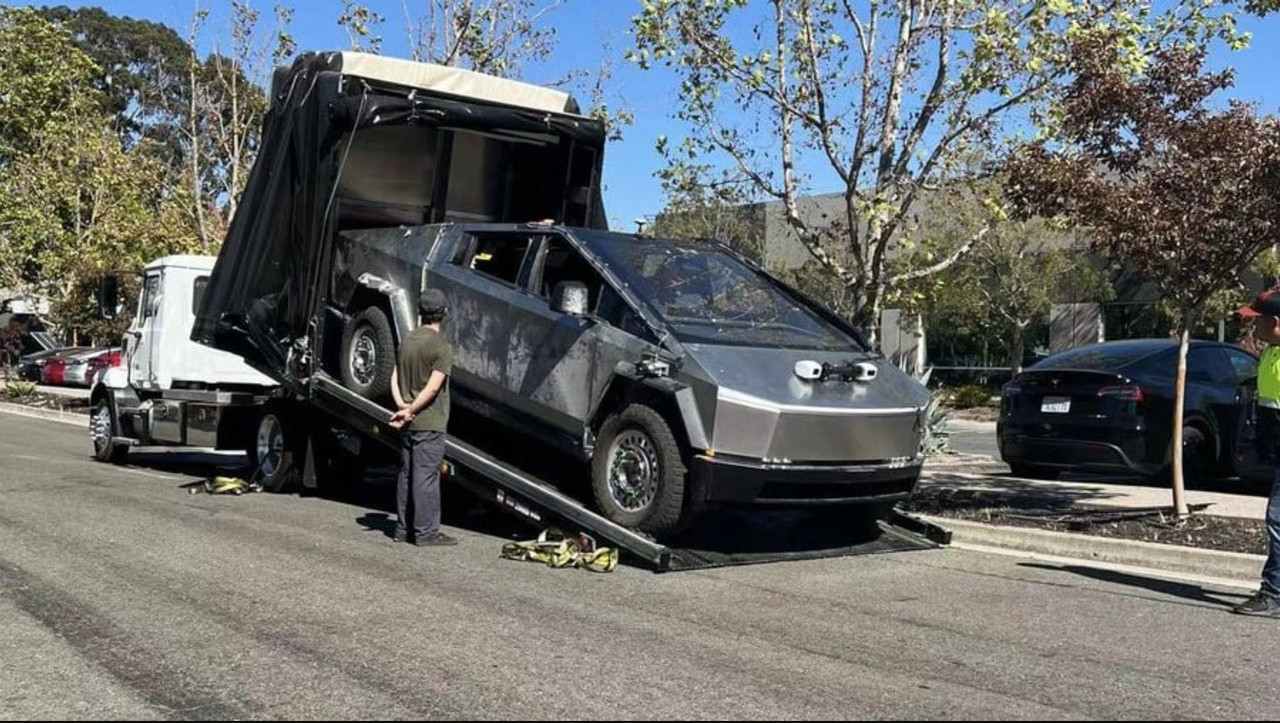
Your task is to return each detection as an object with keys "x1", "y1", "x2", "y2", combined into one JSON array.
[{"x1": 192, "y1": 51, "x2": 608, "y2": 390}]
